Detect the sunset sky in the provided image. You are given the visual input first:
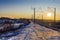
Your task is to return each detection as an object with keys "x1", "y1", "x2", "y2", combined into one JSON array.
[{"x1": 0, "y1": 0, "x2": 60, "y2": 20}]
